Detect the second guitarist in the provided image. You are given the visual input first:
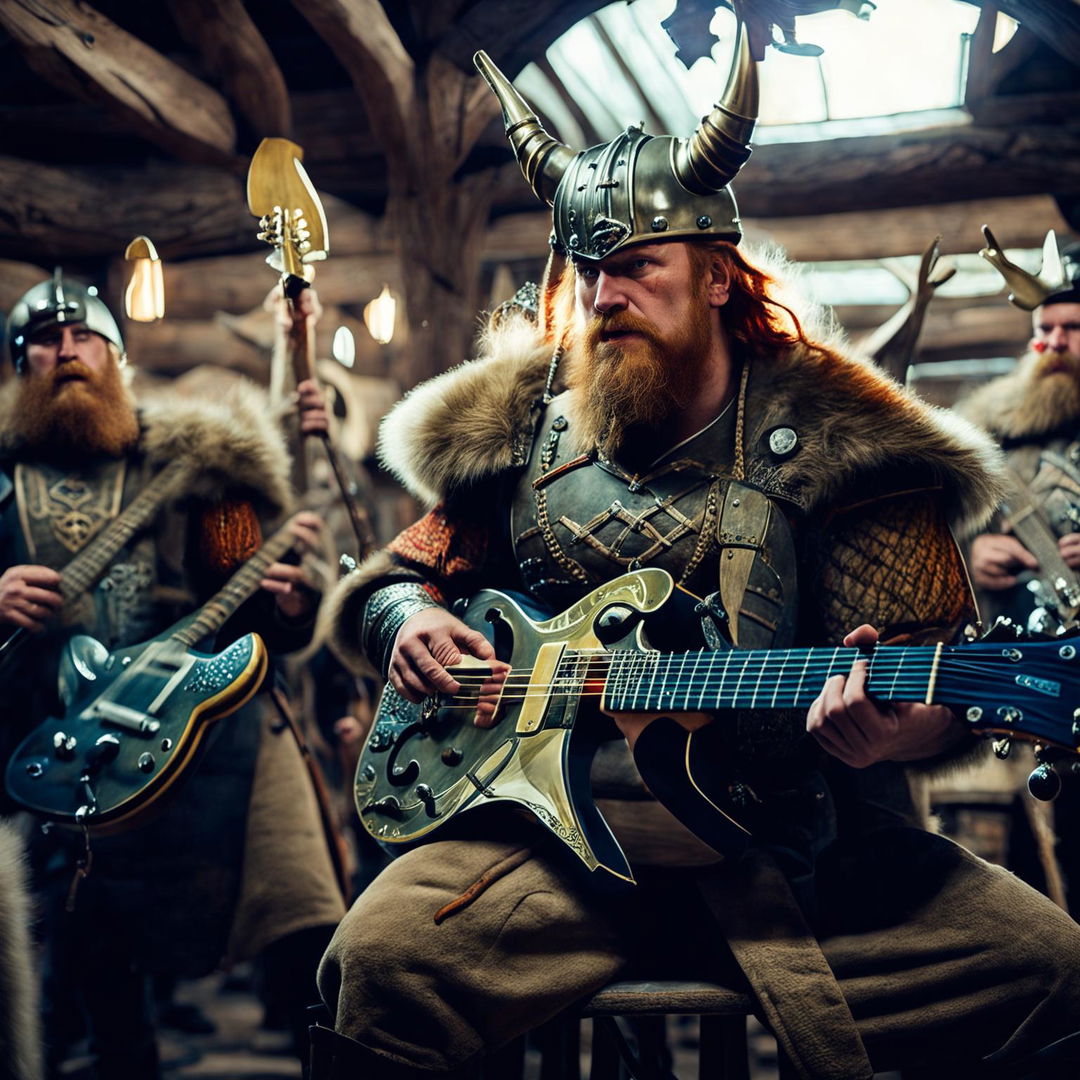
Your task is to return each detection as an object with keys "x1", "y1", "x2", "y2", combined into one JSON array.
[{"x1": 0, "y1": 273, "x2": 345, "y2": 1079}]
